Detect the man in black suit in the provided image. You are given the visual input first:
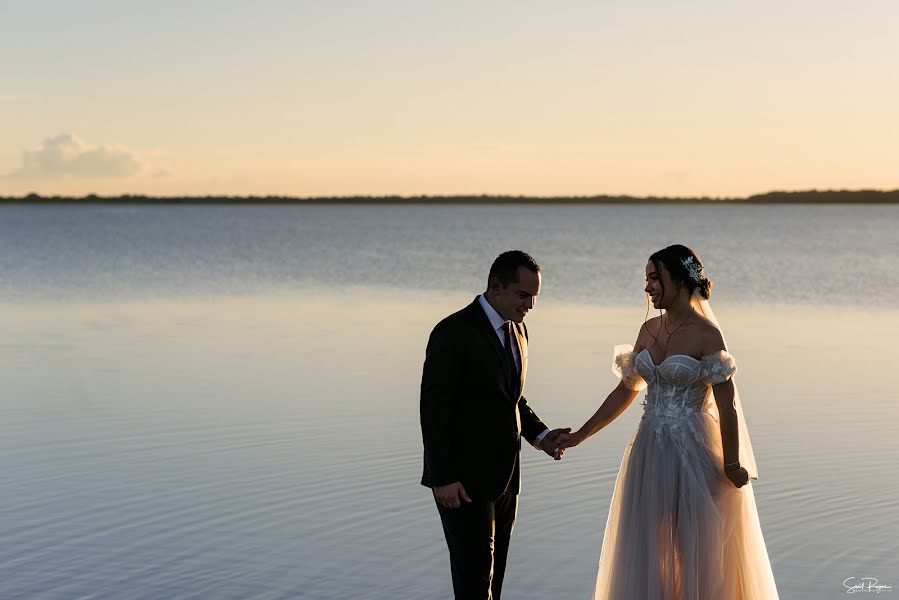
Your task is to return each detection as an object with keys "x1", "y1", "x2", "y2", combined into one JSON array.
[{"x1": 420, "y1": 250, "x2": 570, "y2": 600}]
